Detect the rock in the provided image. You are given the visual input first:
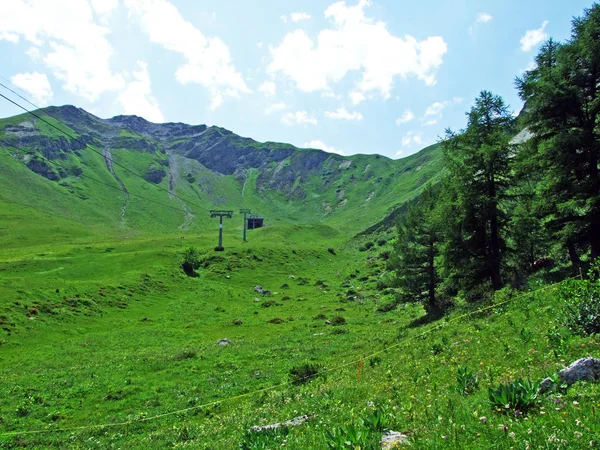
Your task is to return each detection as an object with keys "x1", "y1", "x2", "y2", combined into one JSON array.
[
  {"x1": 250, "y1": 414, "x2": 315, "y2": 433},
  {"x1": 380, "y1": 430, "x2": 410, "y2": 448},
  {"x1": 280, "y1": 283, "x2": 289, "y2": 289},
  {"x1": 538, "y1": 377, "x2": 555, "y2": 394},
  {"x1": 253, "y1": 298, "x2": 261, "y2": 302},
  {"x1": 559, "y1": 357, "x2": 600, "y2": 385},
  {"x1": 262, "y1": 290, "x2": 271, "y2": 296},
  {"x1": 225, "y1": 275, "x2": 231, "y2": 279},
  {"x1": 217, "y1": 339, "x2": 231, "y2": 346},
  {"x1": 254, "y1": 285, "x2": 264, "y2": 294}
]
